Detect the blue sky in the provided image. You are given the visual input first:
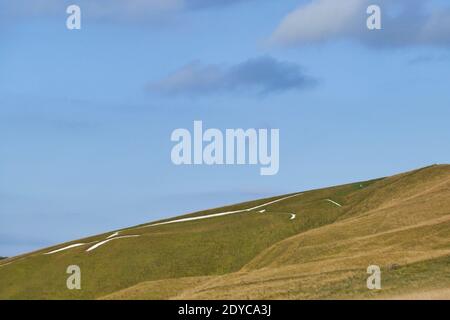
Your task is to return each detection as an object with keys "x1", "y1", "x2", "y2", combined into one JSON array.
[{"x1": 1, "y1": 0, "x2": 449, "y2": 256}]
